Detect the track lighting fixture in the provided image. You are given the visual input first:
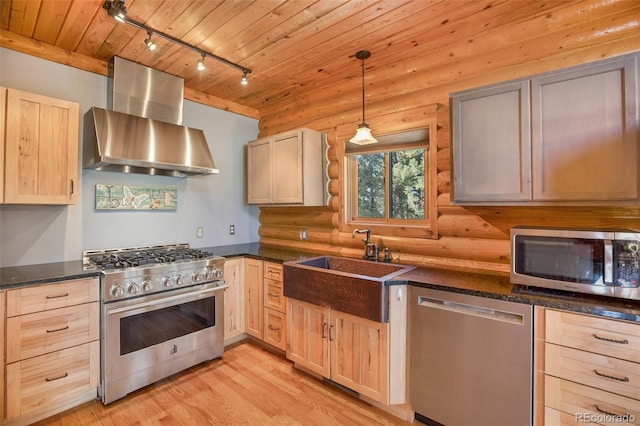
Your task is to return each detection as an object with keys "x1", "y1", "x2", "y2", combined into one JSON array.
[
  {"x1": 104, "y1": 0, "x2": 127, "y2": 23},
  {"x1": 102, "y1": 0, "x2": 251, "y2": 84},
  {"x1": 349, "y1": 50, "x2": 378, "y2": 145},
  {"x1": 144, "y1": 31, "x2": 156, "y2": 51}
]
